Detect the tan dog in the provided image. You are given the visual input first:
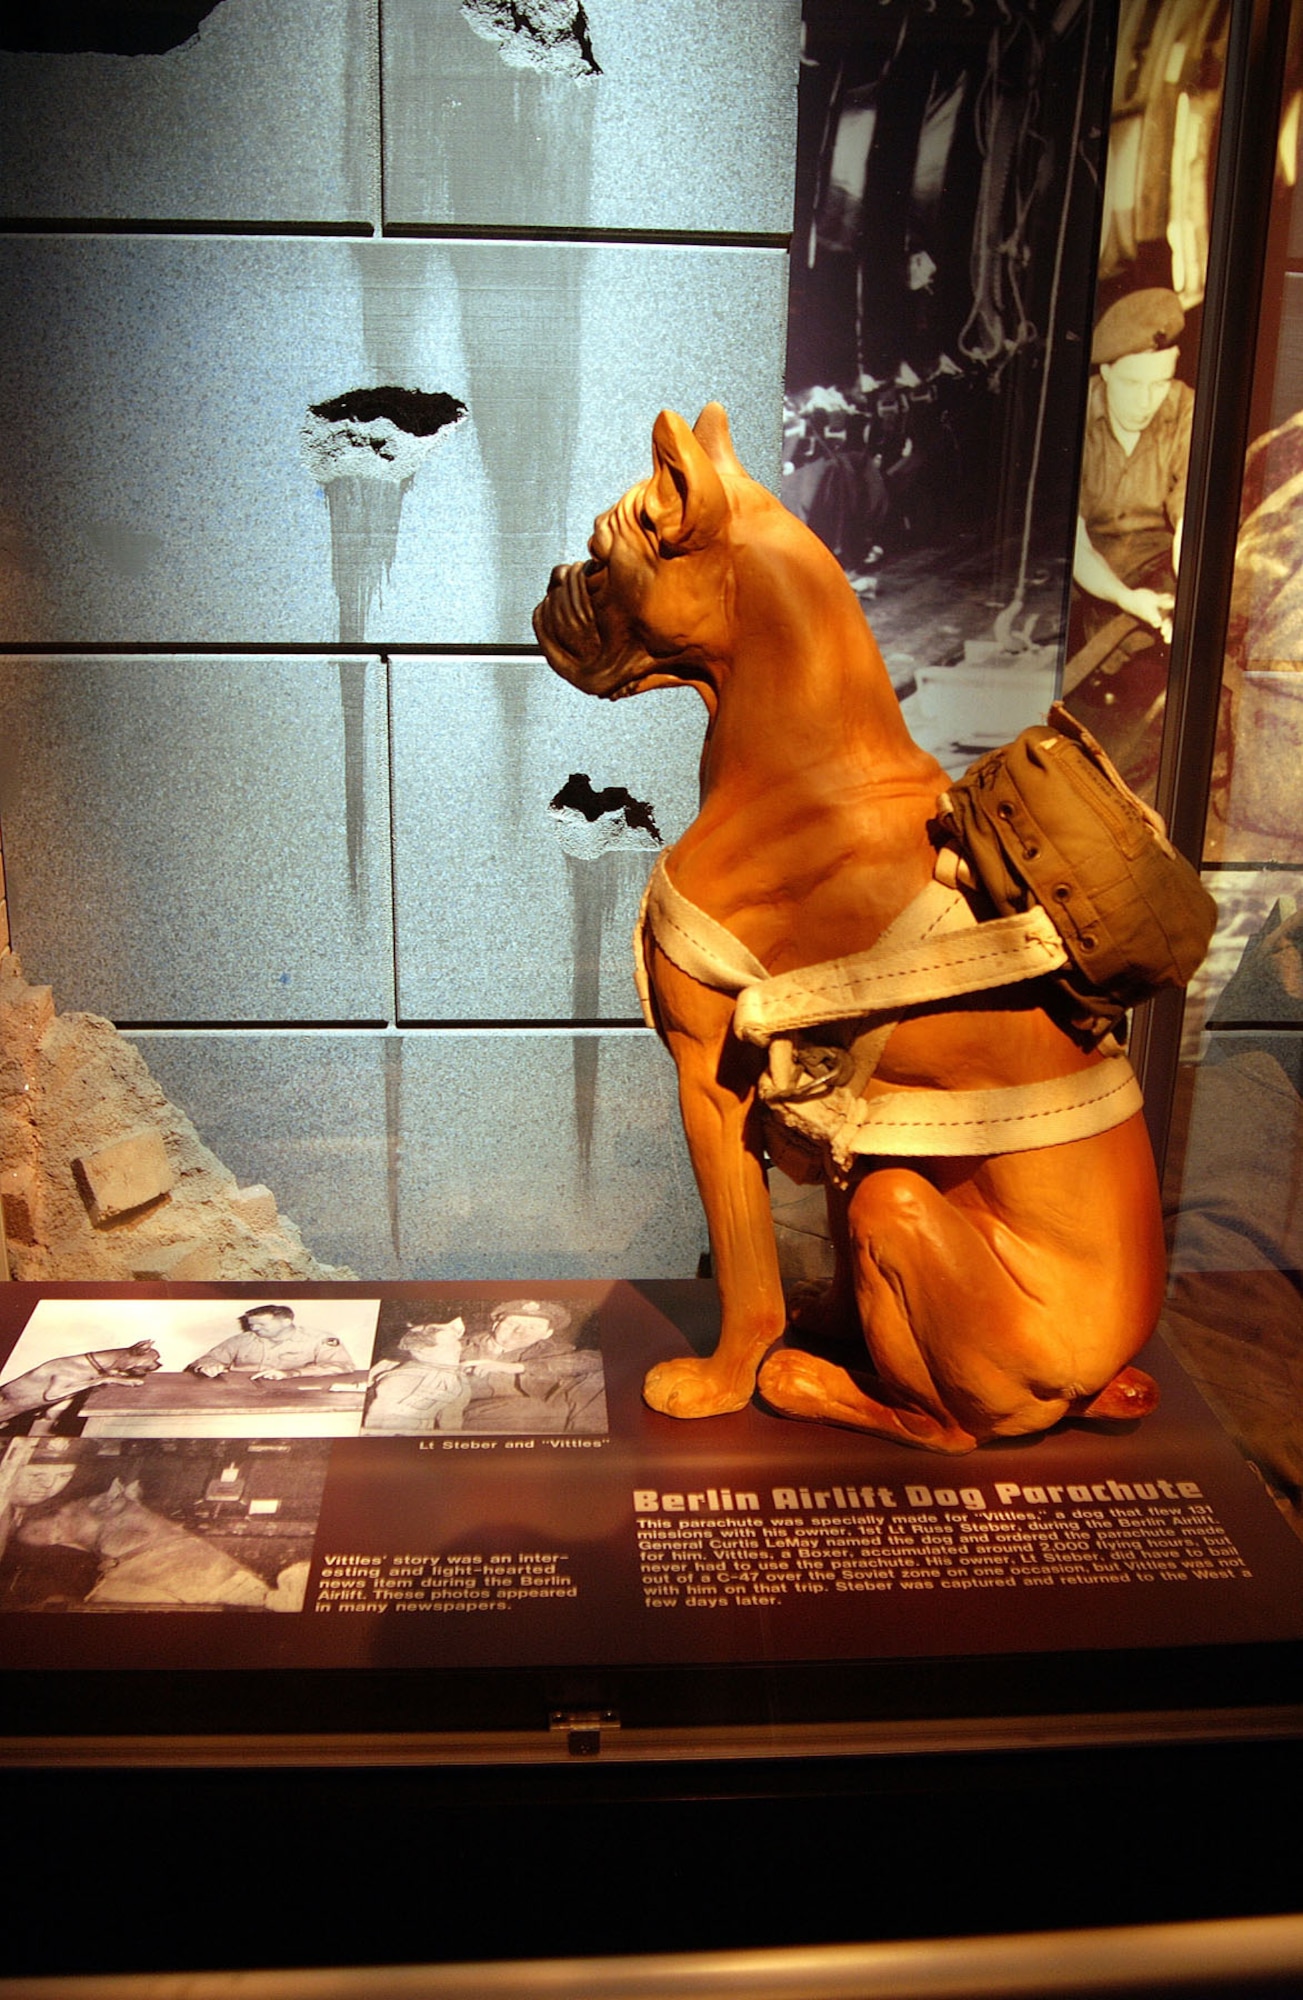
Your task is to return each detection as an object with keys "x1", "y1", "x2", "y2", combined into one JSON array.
[
  {"x1": 19, "y1": 1477, "x2": 309, "y2": 1610},
  {"x1": 534, "y1": 405, "x2": 1166, "y2": 1453},
  {"x1": 0, "y1": 1340, "x2": 162, "y2": 1433}
]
